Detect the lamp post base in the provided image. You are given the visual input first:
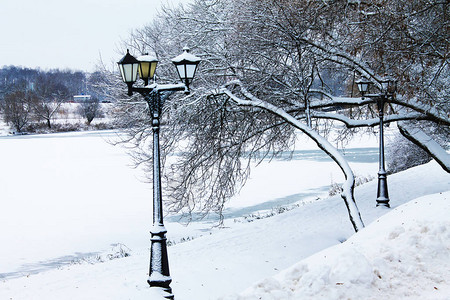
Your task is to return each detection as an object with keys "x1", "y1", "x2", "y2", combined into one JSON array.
[
  {"x1": 376, "y1": 171, "x2": 390, "y2": 208},
  {"x1": 148, "y1": 225, "x2": 173, "y2": 299},
  {"x1": 376, "y1": 197, "x2": 390, "y2": 208}
]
